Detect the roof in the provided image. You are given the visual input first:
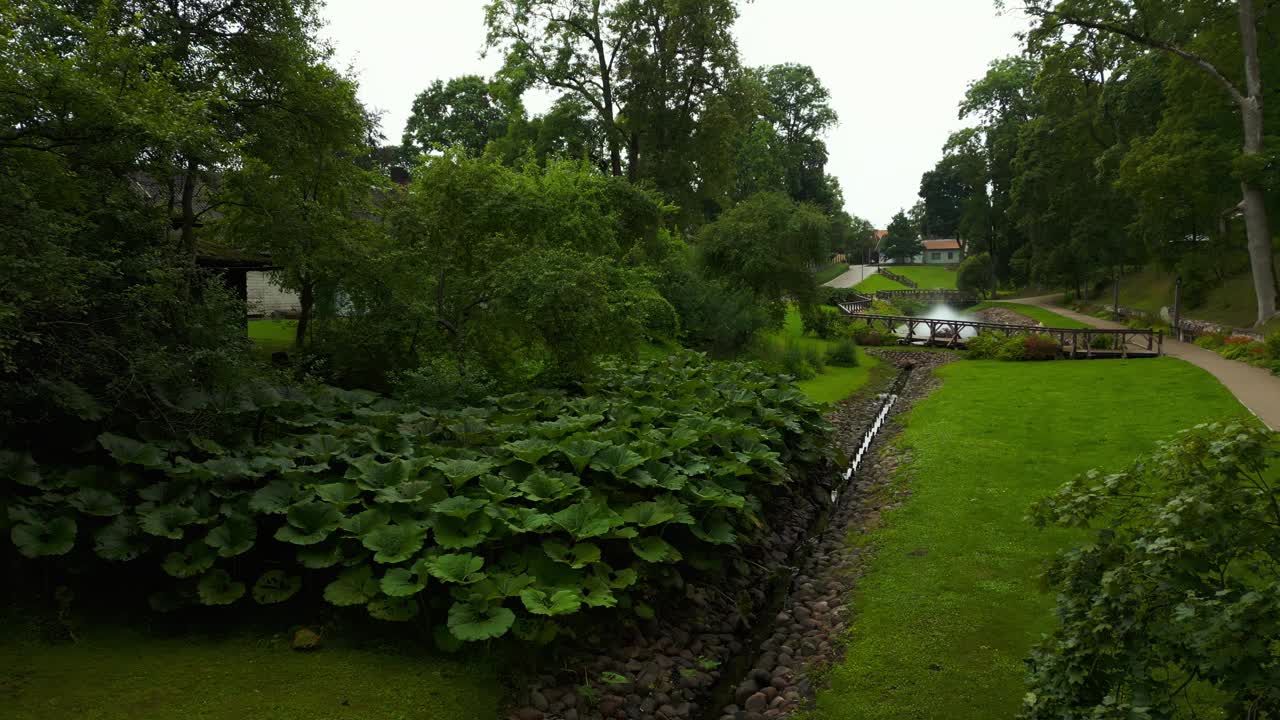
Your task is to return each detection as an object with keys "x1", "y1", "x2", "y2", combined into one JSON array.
[
  {"x1": 874, "y1": 230, "x2": 889, "y2": 240},
  {"x1": 922, "y1": 239, "x2": 961, "y2": 251}
]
